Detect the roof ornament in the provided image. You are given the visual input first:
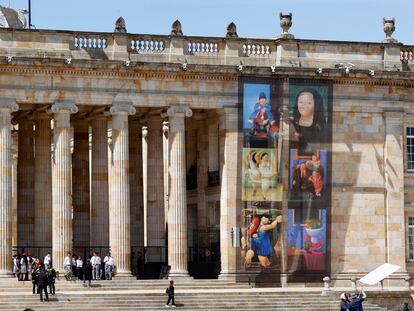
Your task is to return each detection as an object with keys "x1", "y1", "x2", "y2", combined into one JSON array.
[{"x1": 0, "y1": 6, "x2": 28, "y2": 28}]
